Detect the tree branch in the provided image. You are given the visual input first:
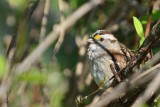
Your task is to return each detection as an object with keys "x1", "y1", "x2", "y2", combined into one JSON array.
[
  {"x1": 88, "y1": 19, "x2": 160, "y2": 107},
  {"x1": 88, "y1": 61, "x2": 160, "y2": 107},
  {"x1": 15, "y1": 0, "x2": 106, "y2": 73}
]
